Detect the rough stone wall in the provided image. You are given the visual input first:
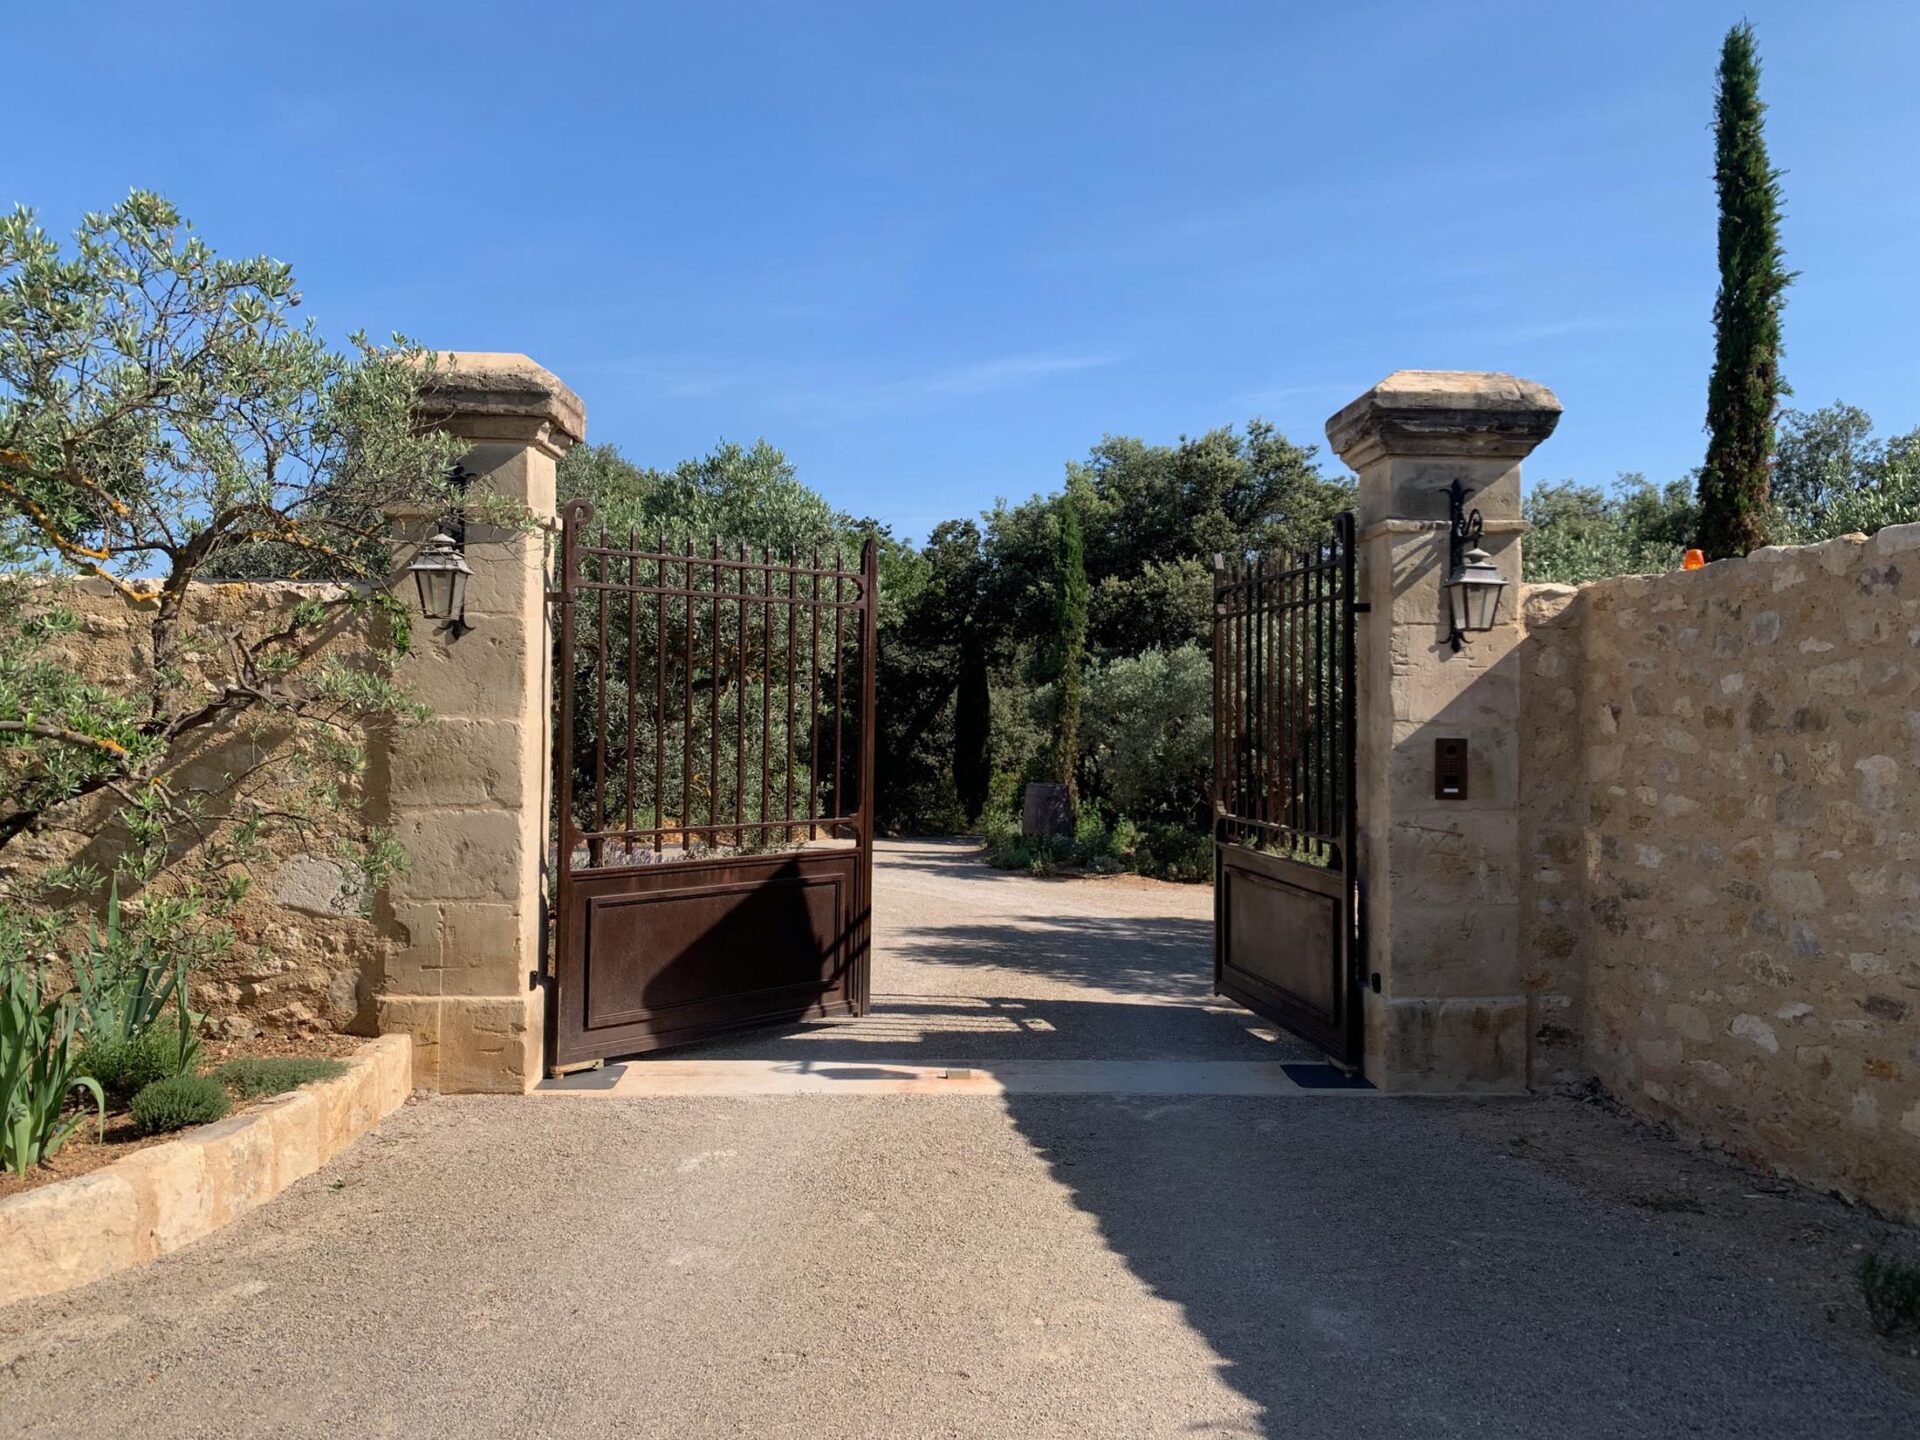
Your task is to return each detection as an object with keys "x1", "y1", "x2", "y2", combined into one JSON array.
[
  {"x1": 1519, "y1": 524, "x2": 1920, "y2": 1220},
  {"x1": 1515, "y1": 584, "x2": 1589, "y2": 1087},
  {"x1": 6, "y1": 579, "x2": 394, "y2": 1040}
]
